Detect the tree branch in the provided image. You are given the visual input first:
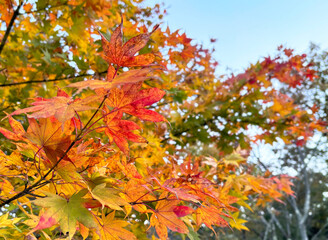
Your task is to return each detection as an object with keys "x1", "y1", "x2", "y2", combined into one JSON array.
[
  {"x1": 0, "y1": 71, "x2": 107, "y2": 88},
  {"x1": 261, "y1": 215, "x2": 274, "y2": 240},
  {"x1": 130, "y1": 197, "x2": 168, "y2": 205},
  {"x1": 311, "y1": 220, "x2": 328, "y2": 240},
  {"x1": 267, "y1": 206, "x2": 288, "y2": 238},
  {"x1": 297, "y1": 147, "x2": 311, "y2": 224},
  {"x1": 18, "y1": 1, "x2": 69, "y2": 15},
  {"x1": 0, "y1": 140, "x2": 76, "y2": 208},
  {"x1": 0, "y1": 78, "x2": 110, "y2": 207},
  {"x1": 0, "y1": 1, "x2": 23, "y2": 55}
]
